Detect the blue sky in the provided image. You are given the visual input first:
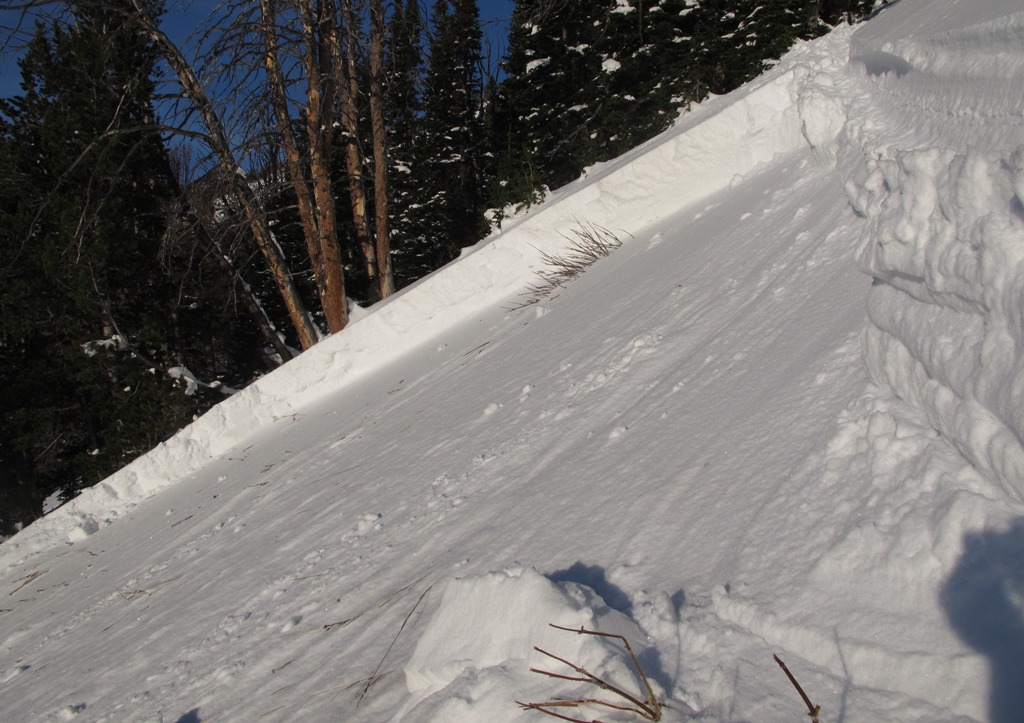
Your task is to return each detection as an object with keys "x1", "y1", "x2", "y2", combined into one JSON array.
[{"x1": 1, "y1": 0, "x2": 516, "y2": 100}]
